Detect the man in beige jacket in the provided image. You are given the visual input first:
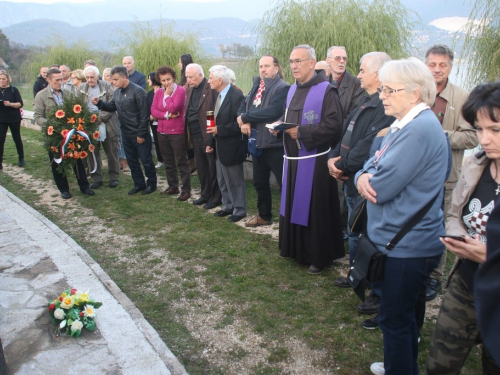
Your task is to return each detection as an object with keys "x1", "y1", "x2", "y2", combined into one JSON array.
[{"x1": 425, "y1": 44, "x2": 478, "y2": 300}]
